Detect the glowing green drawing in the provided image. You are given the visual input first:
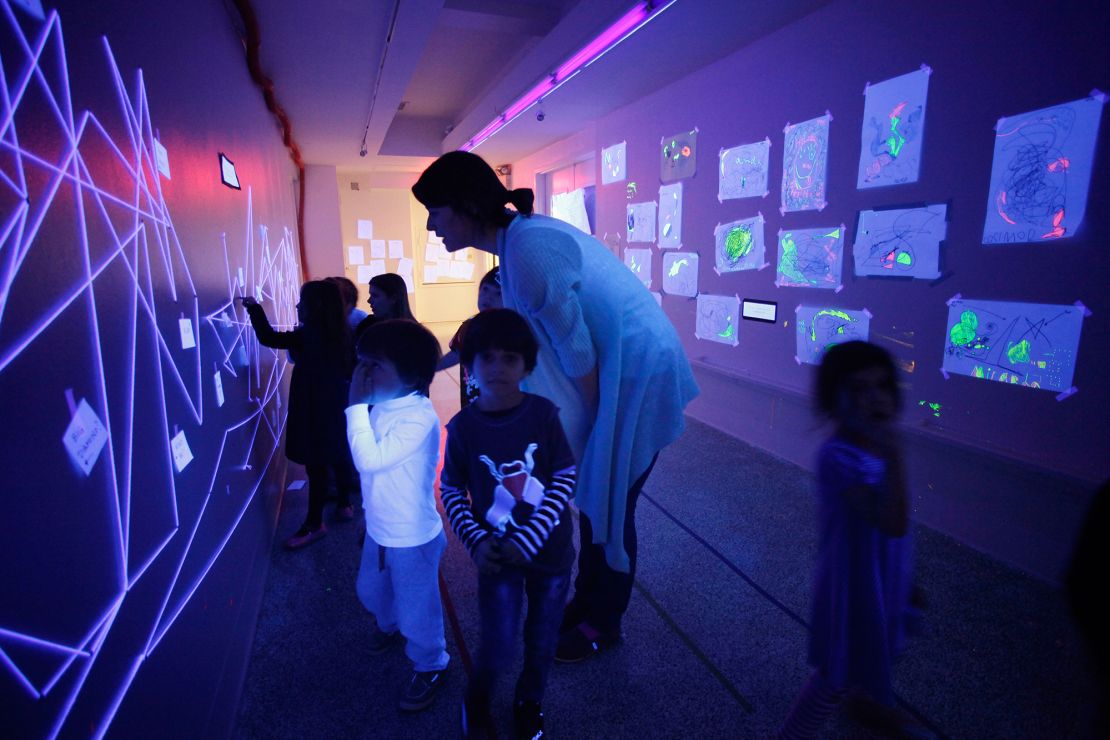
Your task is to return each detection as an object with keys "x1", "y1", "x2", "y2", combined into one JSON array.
[
  {"x1": 1007, "y1": 339, "x2": 1031, "y2": 364},
  {"x1": 726, "y1": 225, "x2": 752, "y2": 262},
  {"x1": 949, "y1": 310, "x2": 978, "y2": 346},
  {"x1": 973, "y1": 366, "x2": 985, "y2": 378},
  {"x1": 896, "y1": 251, "x2": 913, "y2": 265},
  {"x1": 888, "y1": 115, "x2": 906, "y2": 157},
  {"x1": 667, "y1": 258, "x2": 689, "y2": 277},
  {"x1": 779, "y1": 235, "x2": 809, "y2": 284},
  {"x1": 809, "y1": 309, "x2": 853, "y2": 340},
  {"x1": 719, "y1": 321, "x2": 735, "y2": 339},
  {"x1": 917, "y1": 400, "x2": 942, "y2": 417},
  {"x1": 824, "y1": 227, "x2": 842, "y2": 239}
]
